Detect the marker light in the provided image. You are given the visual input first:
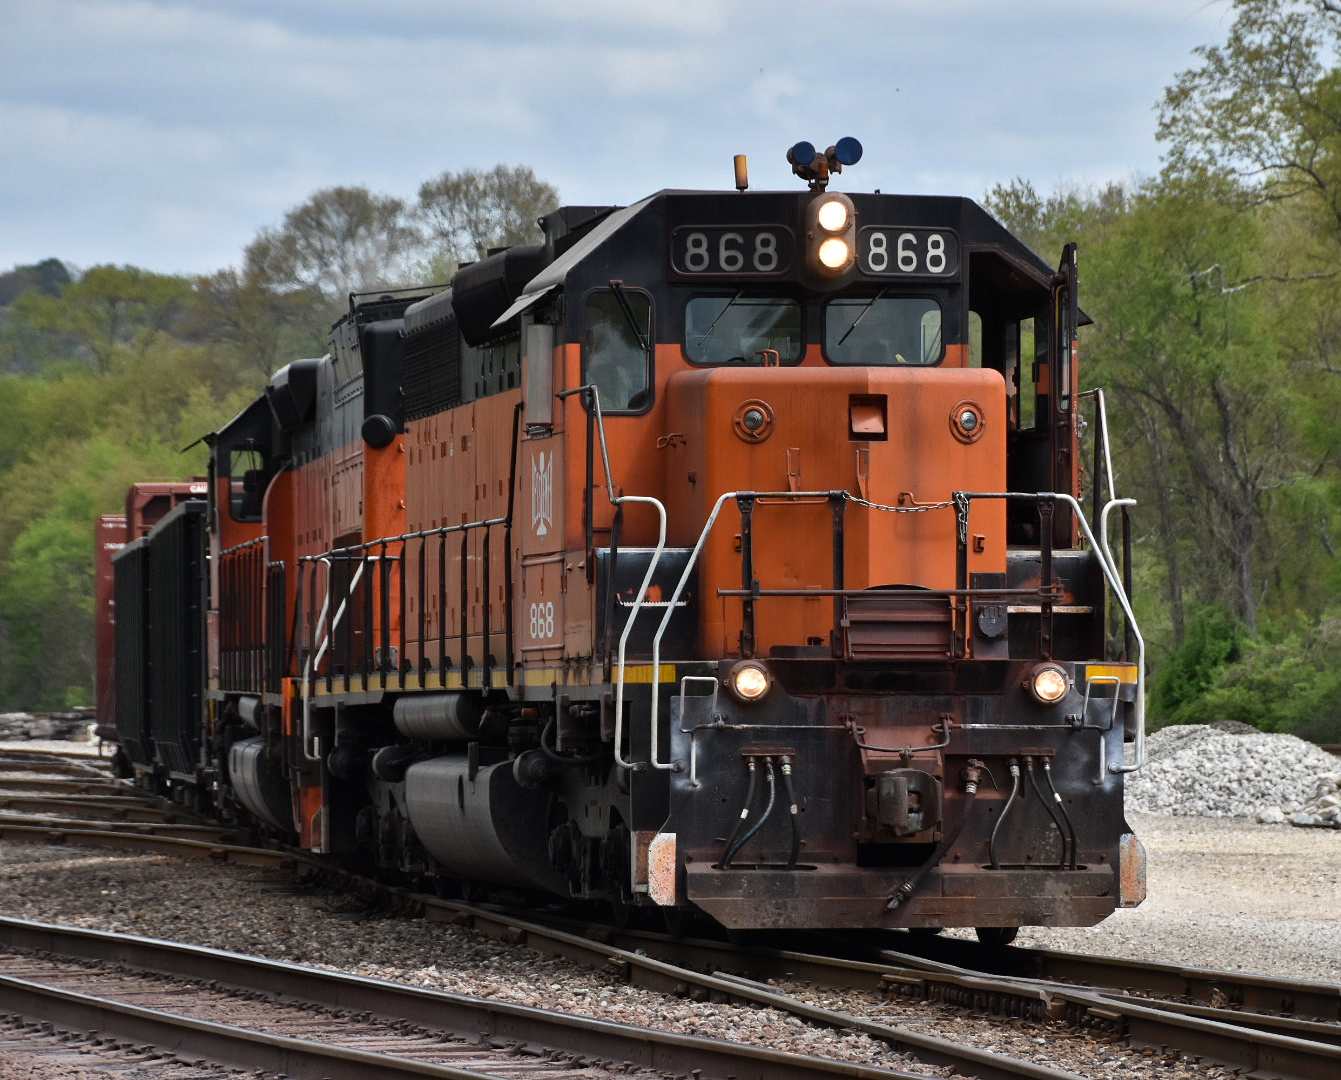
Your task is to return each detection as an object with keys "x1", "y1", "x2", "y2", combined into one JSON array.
[
  {"x1": 950, "y1": 400, "x2": 985, "y2": 443},
  {"x1": 727, "y1": 661, "x2": 772, "y2": 702},
  {"x1": 1027, "y1": 663, "x2": 1070, "y2": 705}
]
